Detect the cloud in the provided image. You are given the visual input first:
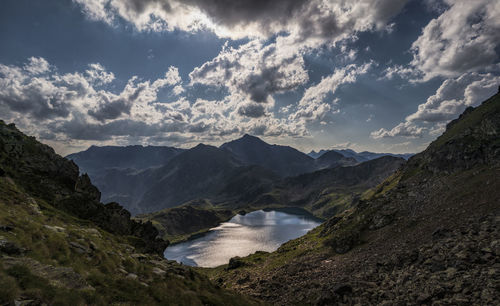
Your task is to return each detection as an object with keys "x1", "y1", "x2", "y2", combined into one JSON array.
[
  {"x1": 74, "y1": 0, "x2": 409, "y2": 133},
  {"x1": 370, "y1": 121, "x2": 425, "y2": 139},
  {"x1": 0, "y1": 57, "x2": 308, "y2": 149},
  {"x1": 237, "y1": 102, "x2": 267, "y2": 118},
  {"x1": 24, "y1": 57, "x2": 51, "y2": 75},
  {"x1": 189, "y1": 40, "x2": 309, "y2": 109},
  {"x1": 371, "y1": 72, "x2": 499, "y2": 139},
  {"x1": 74, "y1": 0, "x2": 409, "y2": 41},
  {"x1": 290, "y1": 62, "x2": 373, "y2": 122},
  {"x1": 387, "y1": 0, "x2": 500, "y2": 81},
  {"x1": 85, "y1": 63, "x2": 115, "y2": 85},
  {"x1": 405, "y1": 73, "x2": 499, "y2": 122},
  {"x1": 0, "y1": 62, "x2": 82, "y2": 120}
]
